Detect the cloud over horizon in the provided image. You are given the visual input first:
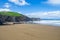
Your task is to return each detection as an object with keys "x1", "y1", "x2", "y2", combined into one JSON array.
[{"x1": 25, "y1": 11, "x2": 60, "y2": 19}]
